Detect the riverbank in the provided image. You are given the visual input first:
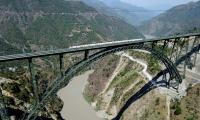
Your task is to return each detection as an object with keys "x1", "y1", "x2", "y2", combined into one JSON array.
[{"x1": 57, "y1": 70, "x2": 103, "y2": 120}]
